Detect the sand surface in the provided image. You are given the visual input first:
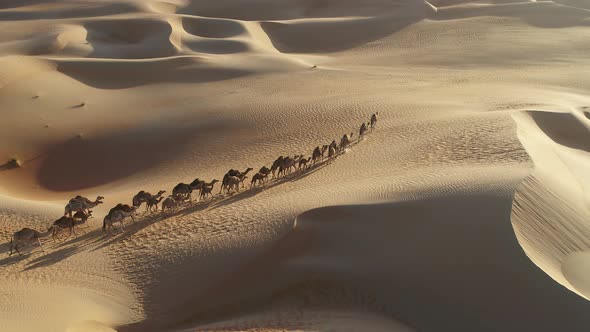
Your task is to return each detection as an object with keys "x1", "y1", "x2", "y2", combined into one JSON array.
[{"x1": 1, "y1": 0, "x2": 590, "y2": 331}]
